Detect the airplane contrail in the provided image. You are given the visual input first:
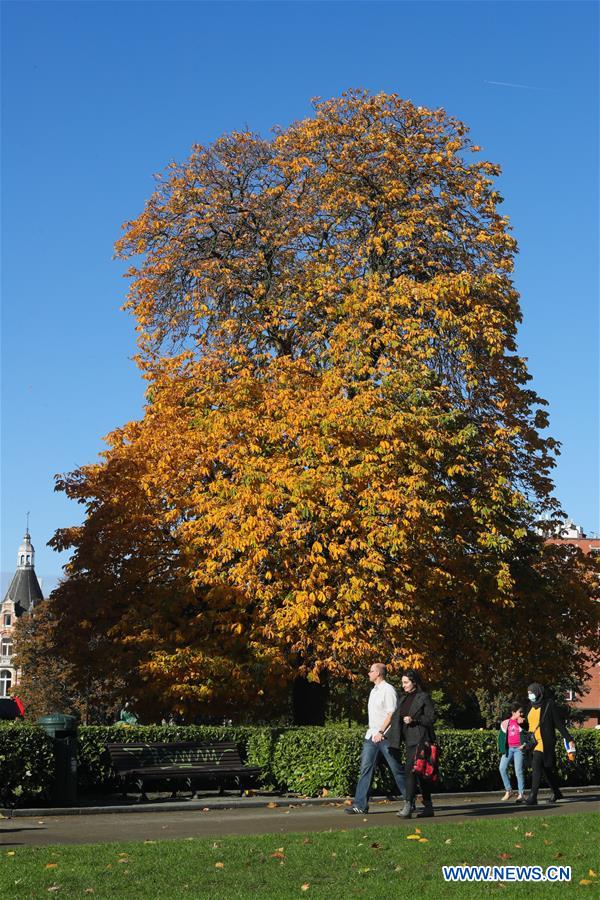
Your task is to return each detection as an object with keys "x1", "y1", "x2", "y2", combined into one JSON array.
[{"x1": 485, "y1": 80, "x2": 544, "y2": 91}]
